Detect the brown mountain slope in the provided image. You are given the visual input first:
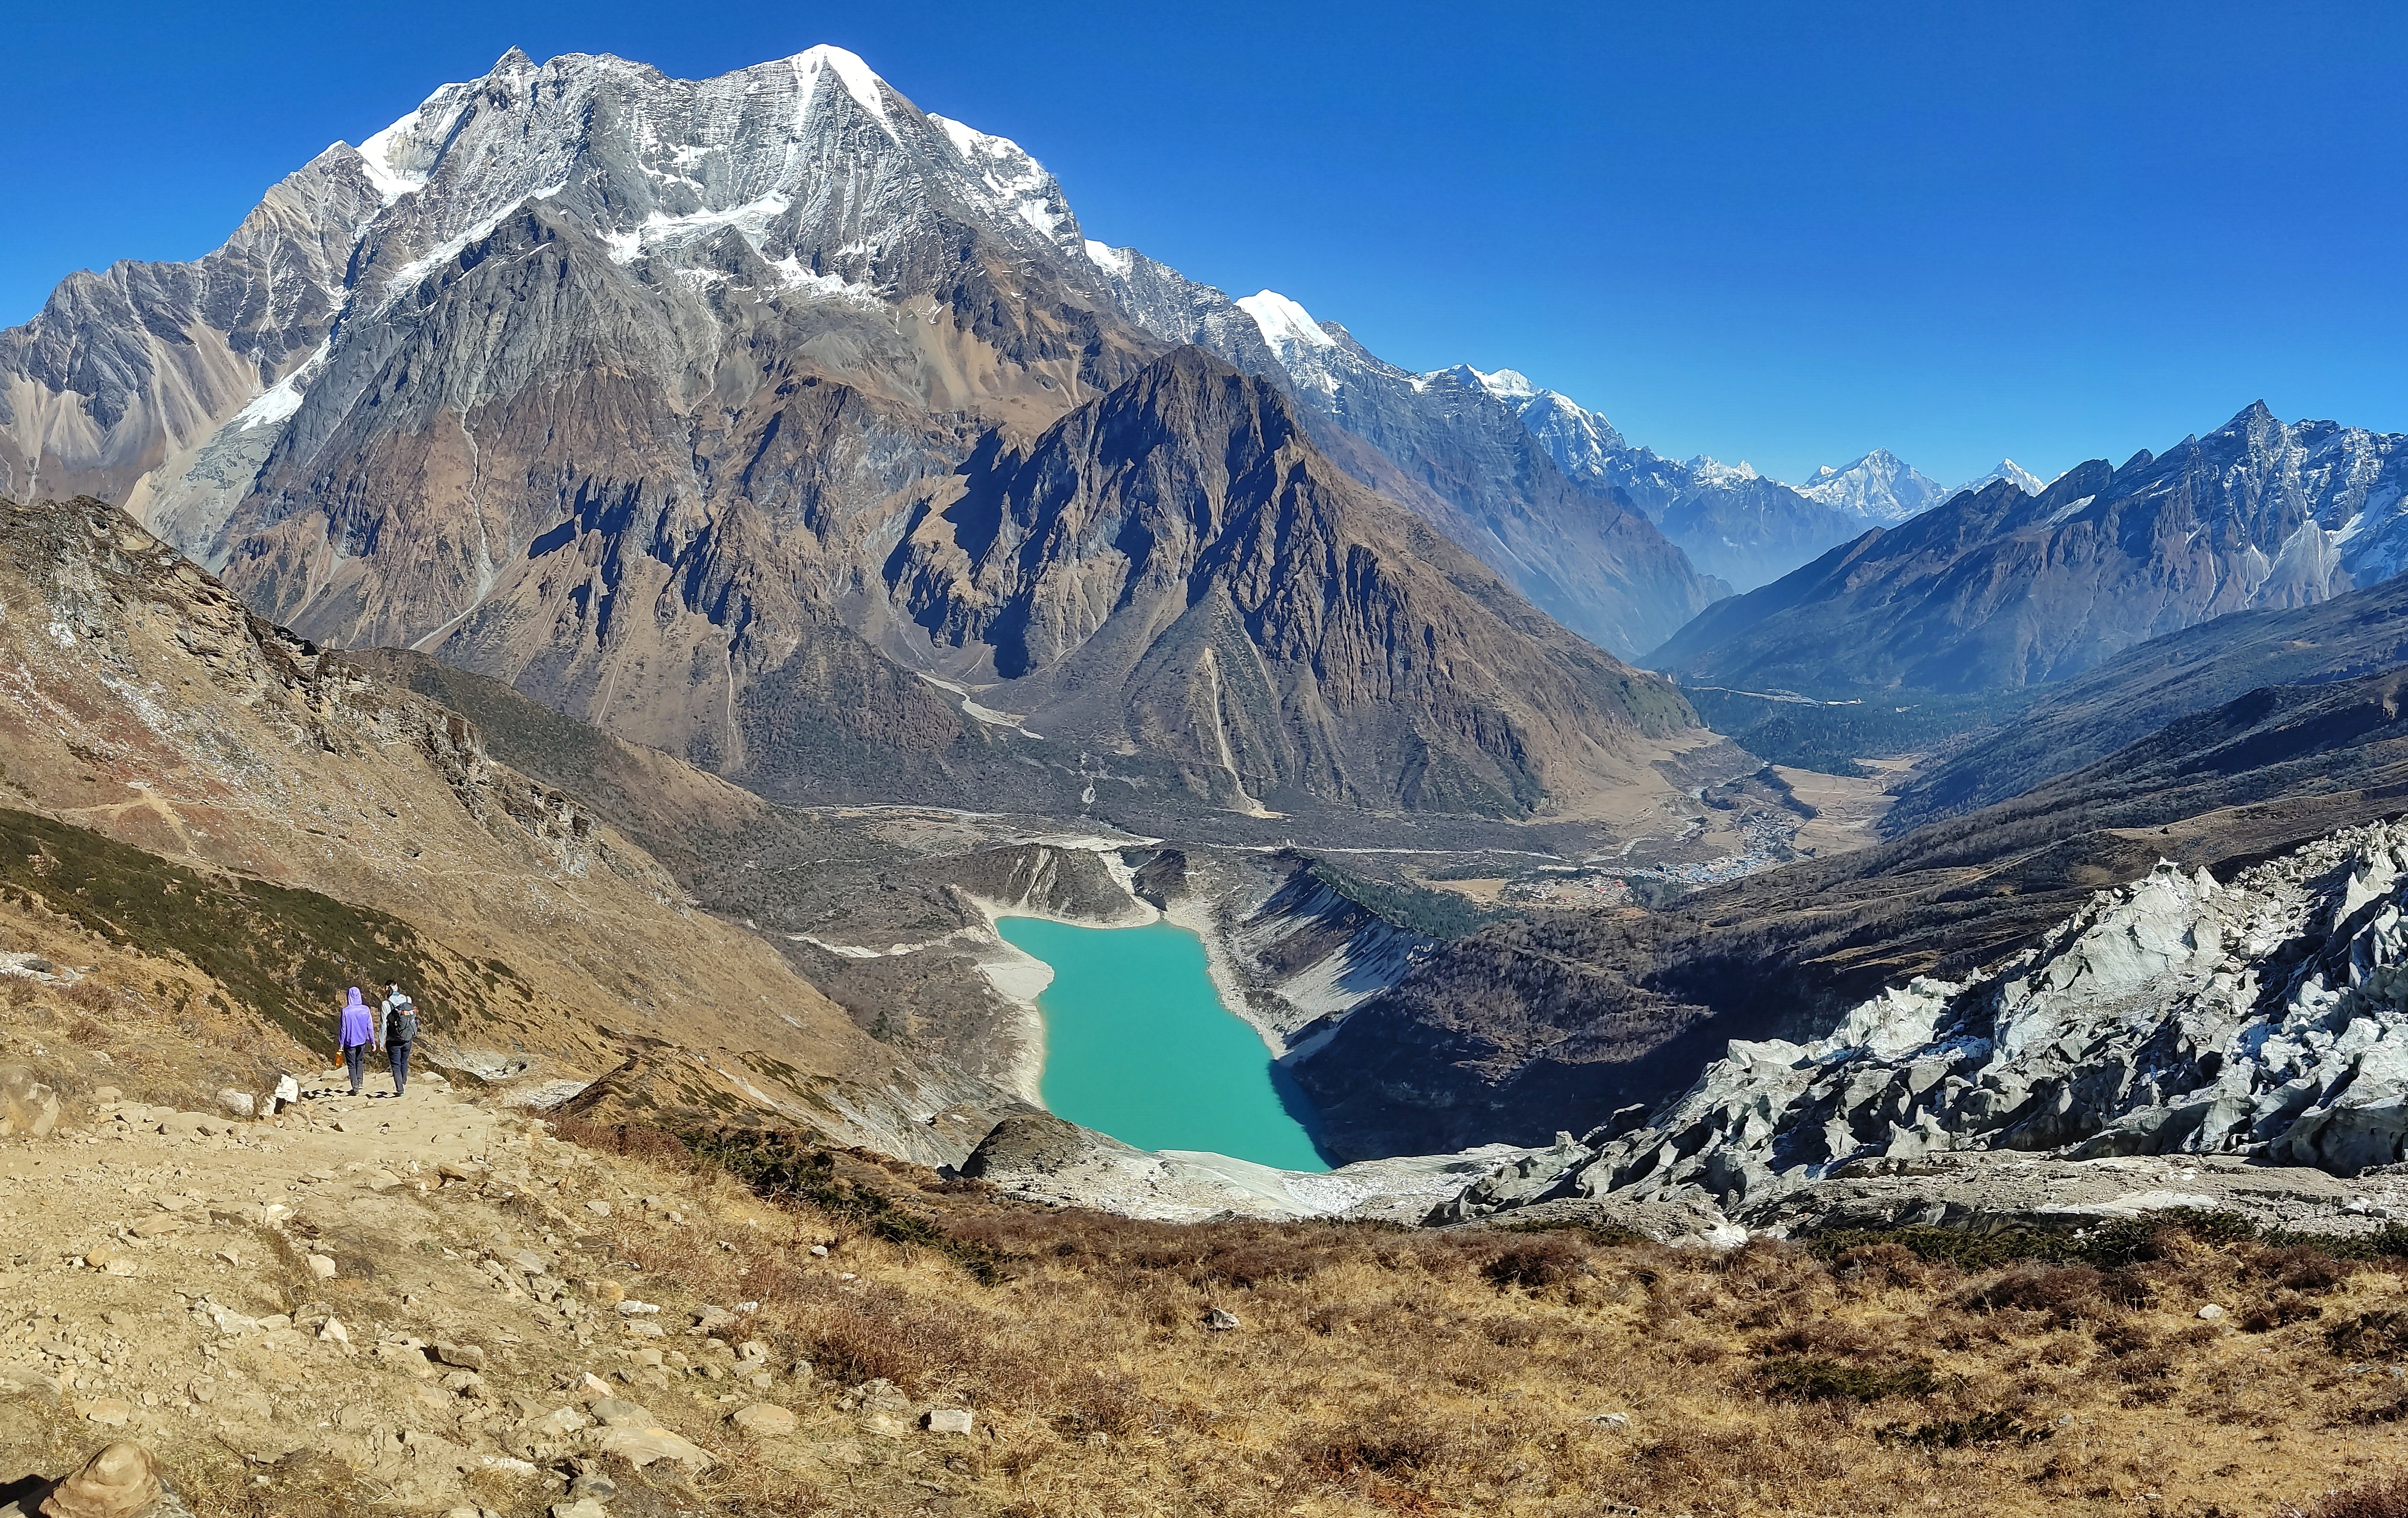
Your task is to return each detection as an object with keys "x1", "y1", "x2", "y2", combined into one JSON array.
[
  {"x1": 890, "y1": 351, "x2": 1699, "y2": 818},
  {"x1": 0, "y1": 493, "x2": 1004, "y2": 1159},
  {"x1": 1294, "y1": 662, "x2": 2408, "y2": 1159}
]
